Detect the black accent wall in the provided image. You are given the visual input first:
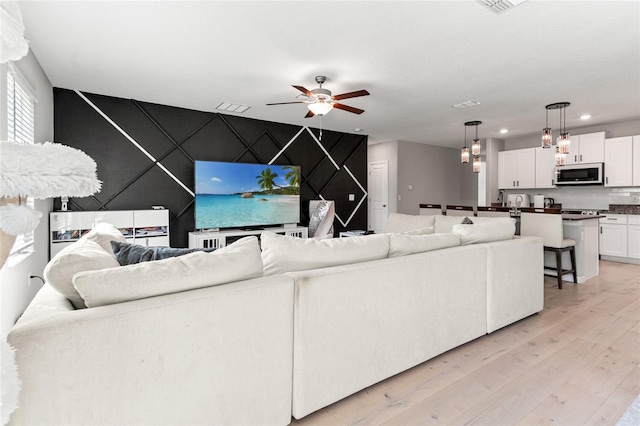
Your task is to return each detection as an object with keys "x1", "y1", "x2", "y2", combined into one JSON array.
[{"x1": 53, "y1": 88, "x2": 368, "y2": 247}]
